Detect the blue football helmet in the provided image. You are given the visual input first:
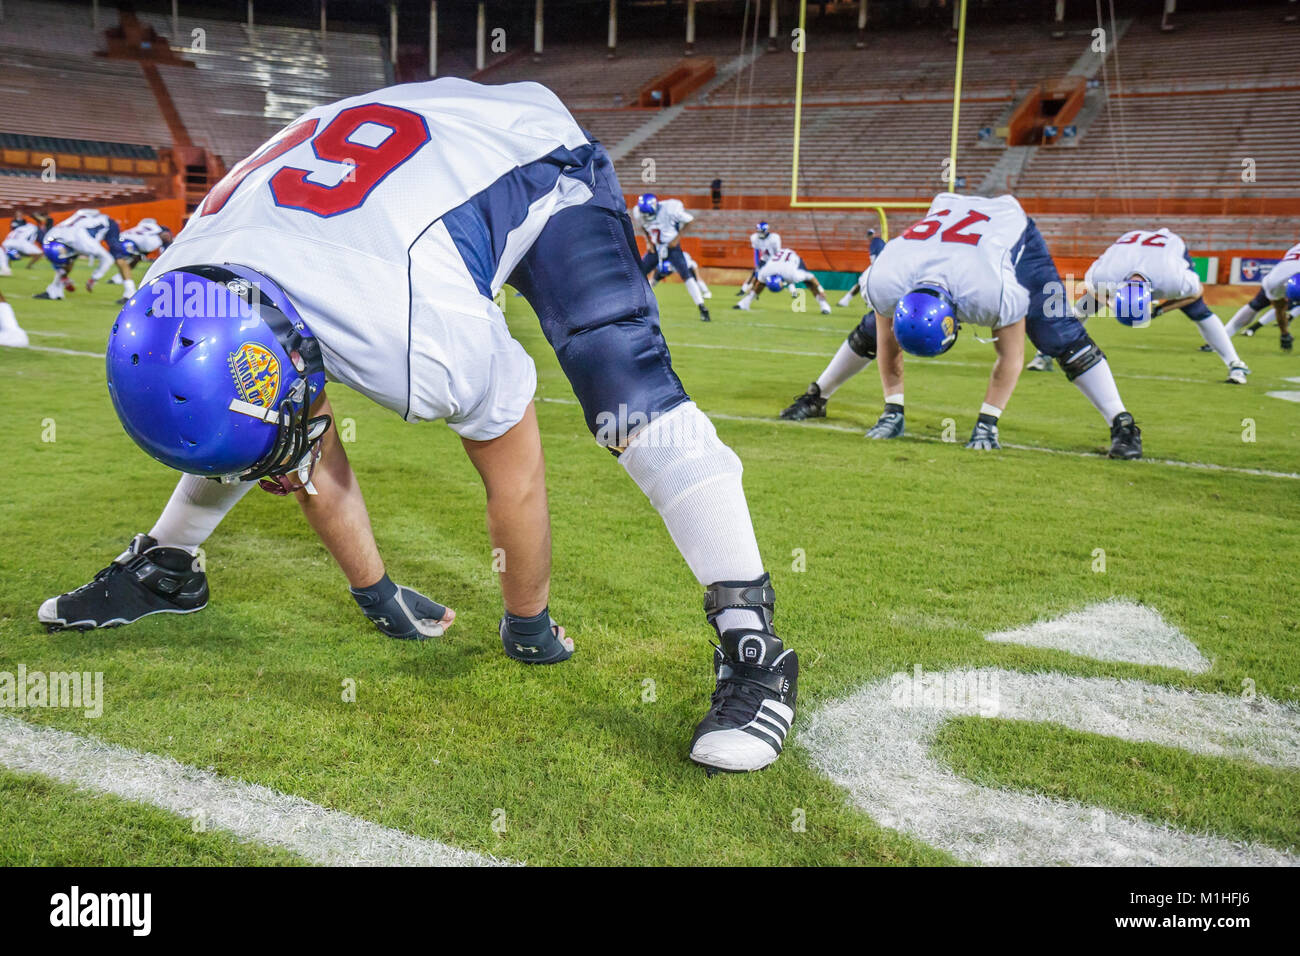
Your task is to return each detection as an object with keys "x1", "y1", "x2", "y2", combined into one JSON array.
[
  {"x1": 637, "y1": 194, "x2": 659, "y2": 216},
  {"x1": 1283, "y1": 272, "x2": 1300, "y2": 307},
  {"x1": 765, "y1": 275, "x2": 785, "y2": 292},
  {"x1": 43, "y1": 238, "x2": 75, "y2": 269},
  {"x1": 756, "y1": 221, "x2": 770, "y2": 238},
  {"x1": 106, "y1": 264, "x2": 329, "y2": 494},
  {"x1": 894, "y1": 285, "x2": 959, "y2": 356},
  {"x1": 1113, "y1": 278, "x2": 1152, "y2": 327},
  {"x1": 658, "y1": 259, "x2": 674, "y2": 277}
]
